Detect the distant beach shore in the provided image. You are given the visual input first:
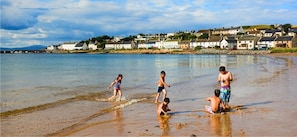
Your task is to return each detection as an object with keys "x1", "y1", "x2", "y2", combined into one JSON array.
[{"x1": 48, "y1": 48, "x2": 297, "y2": 56}]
